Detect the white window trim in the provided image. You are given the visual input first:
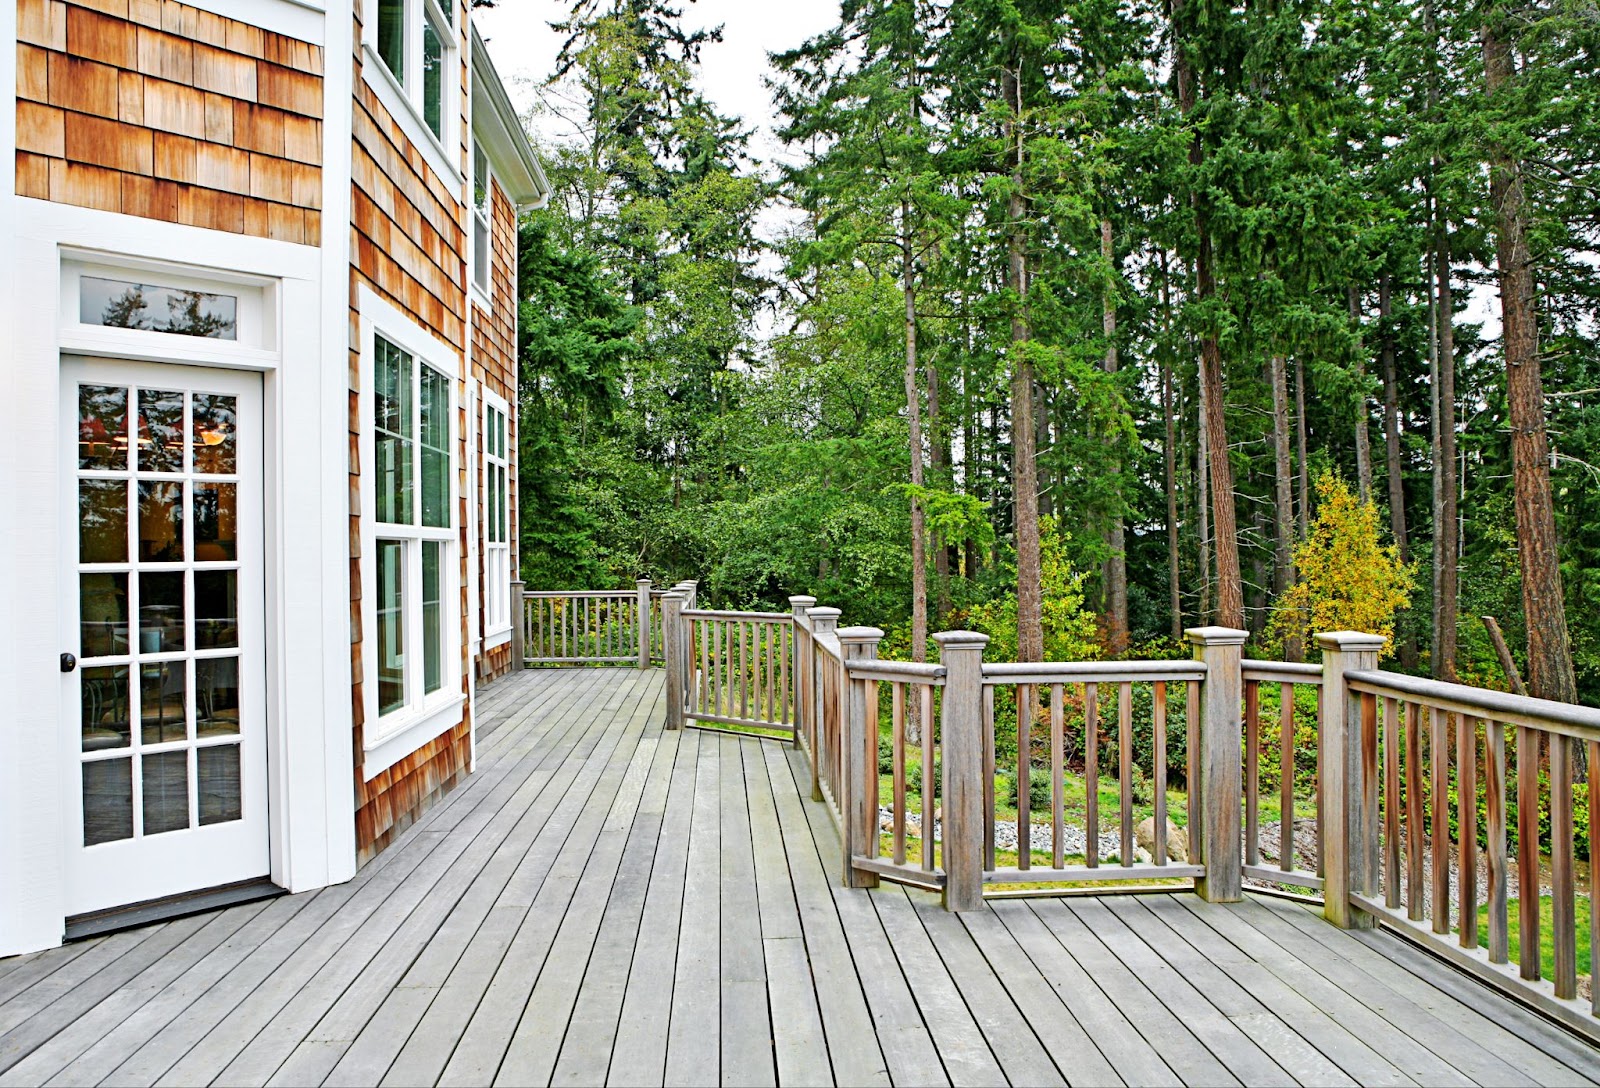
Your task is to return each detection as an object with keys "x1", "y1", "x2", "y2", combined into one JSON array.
[
  {"x1": 470, "y1": 139, "x2": 493, "y2": 307},
  {"x1": 482, "y1": 388, "x2": 512, "y2": 646},
  {"x1": 360, "y1": 0, "x2": 462, "y2": 189},
  {"x1": 357, "y1": 286, "x2": 464, "y2": 780}
]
